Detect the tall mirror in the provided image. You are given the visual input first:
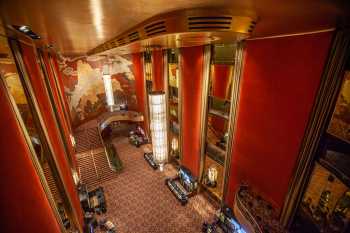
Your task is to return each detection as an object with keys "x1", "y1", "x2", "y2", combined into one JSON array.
[
  {"x1": 0, "y1": 37, "x2": 78, "y2": 231},
  {"x1": 167, "y1": 49, "x2": 181, "y2": 164},
  {"x1": 202, "y1": 44, "x2": 236, "y2": 201}
]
